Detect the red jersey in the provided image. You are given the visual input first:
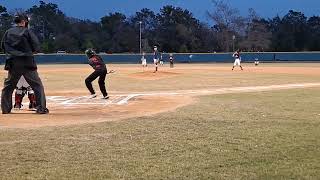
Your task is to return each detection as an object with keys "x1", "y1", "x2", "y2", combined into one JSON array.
[{"x1": 88, "y1": 55, "x2": 106, "y2": 70}]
